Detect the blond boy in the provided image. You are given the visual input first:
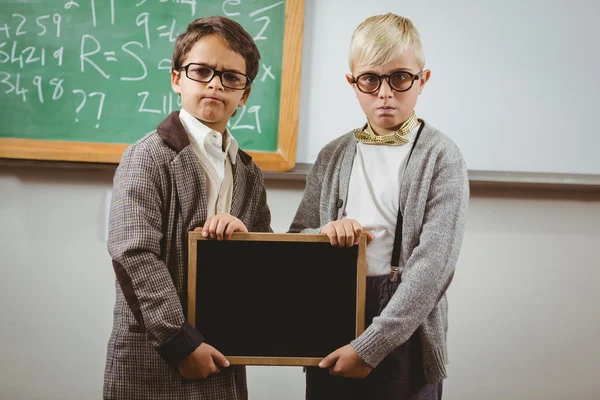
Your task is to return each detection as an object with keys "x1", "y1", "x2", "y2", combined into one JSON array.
[{"x1": 290, "y1": 13, "x2": 469, "y2": 399}]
